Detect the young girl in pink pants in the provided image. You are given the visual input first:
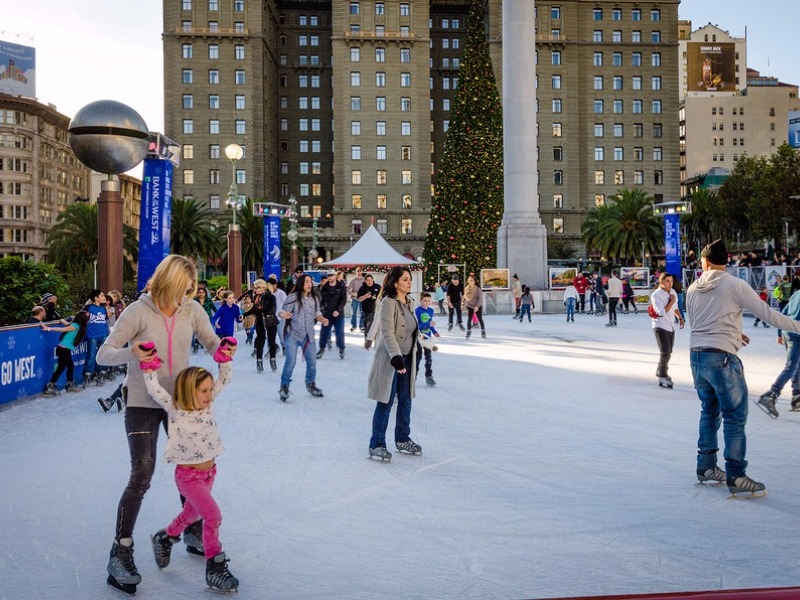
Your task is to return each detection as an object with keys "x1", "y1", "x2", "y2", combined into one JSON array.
[{"x1": 140, "y1": 339, "x2": 240, "y2": 593}]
